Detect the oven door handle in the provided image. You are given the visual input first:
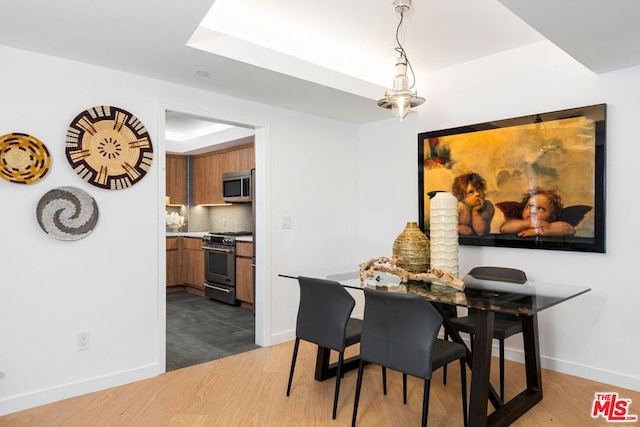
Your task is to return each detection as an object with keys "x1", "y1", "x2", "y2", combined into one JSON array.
[
  {"x1": 201, "y1": 246, "x2": 233, "y2": 253},
  {"x1": 205, "y1": 284, "x2": 232, "y2": 293}
]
